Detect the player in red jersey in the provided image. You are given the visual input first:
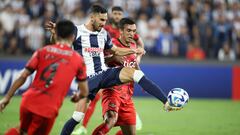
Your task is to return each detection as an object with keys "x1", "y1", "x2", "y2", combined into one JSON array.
[
  {"x1": 72, "y1": 6, "x2": 143, "y2": 135},
  {"x1": 0, "y1": 20, "x2": 89, "y2": 135},
  {"x1": 92, "y1": 18, "x2": 141, "y2": 135}
]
